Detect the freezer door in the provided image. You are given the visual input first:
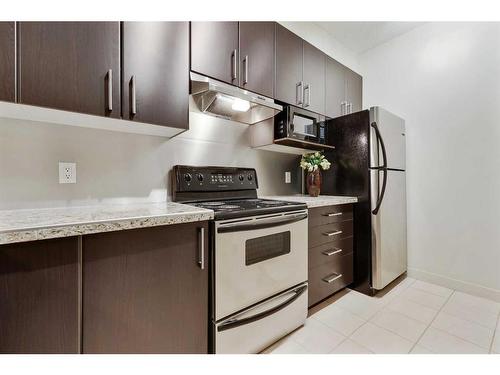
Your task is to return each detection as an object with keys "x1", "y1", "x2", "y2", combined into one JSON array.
[
  {"x1": 370, "y1": 107, "x2": 406, "y2": 170},
  {"x1": 371, "y1": 169, "x2": 407, "y2": 290}
]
